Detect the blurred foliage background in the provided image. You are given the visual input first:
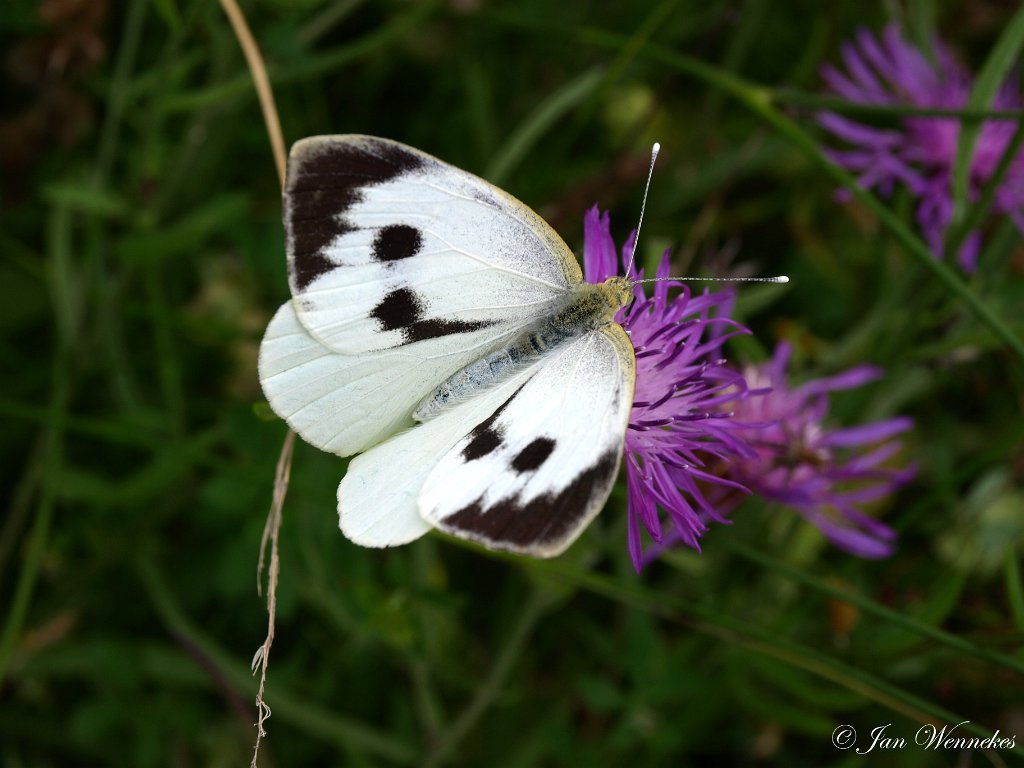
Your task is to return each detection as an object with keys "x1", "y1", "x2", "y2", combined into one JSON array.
[{"x1": 2, "y1": 0, "x2": 1023, "y2": 765}]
